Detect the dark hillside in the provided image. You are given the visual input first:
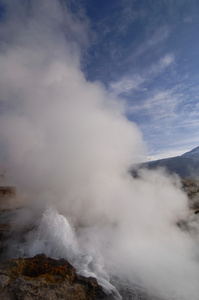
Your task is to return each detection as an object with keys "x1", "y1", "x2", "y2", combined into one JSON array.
[{"x1": 141, "y1": 146, "x2": 199, "y2": 178}]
